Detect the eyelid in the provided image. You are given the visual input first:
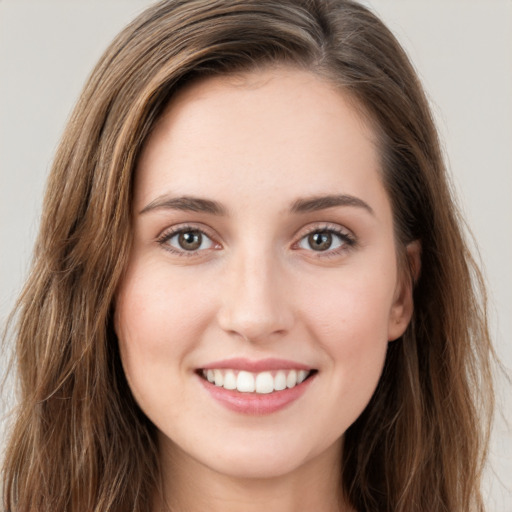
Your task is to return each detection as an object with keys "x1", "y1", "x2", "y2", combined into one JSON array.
[
  {"x1": 292, "y1": 222, "x2": 357, "y2": 254},
  {"x1": 156, "y1": 223, "x2": 222, "y2": 255},
  {"x1": 154, "y1": 221, "x2": 356, "y2": 258}
]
